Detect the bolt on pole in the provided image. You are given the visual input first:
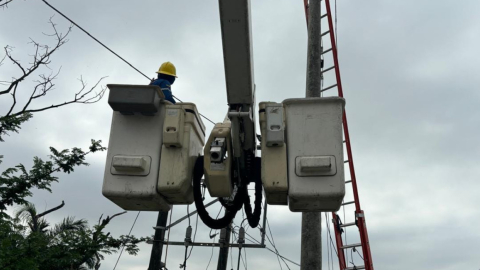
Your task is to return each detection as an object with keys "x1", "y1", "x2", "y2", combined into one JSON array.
[{"x1": 302, "y1": 0, "x2": 323, "y2": 269}]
